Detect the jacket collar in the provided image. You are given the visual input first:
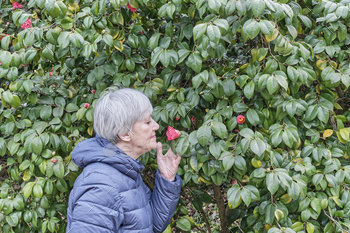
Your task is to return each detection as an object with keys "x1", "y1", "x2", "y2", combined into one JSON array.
[
  {"x1": 95, "y1": 134, "x2": 145, "y2": 180},
  {"x1": 72, "y1": 134, "x2": 145, "y2": 181}
]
